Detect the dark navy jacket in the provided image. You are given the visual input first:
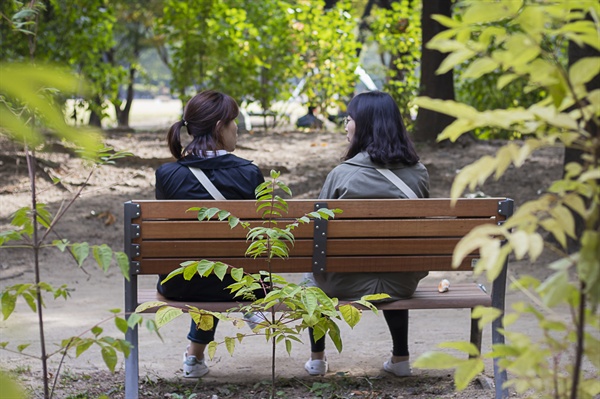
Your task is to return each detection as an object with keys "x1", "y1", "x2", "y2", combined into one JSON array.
[
  {"x1": 155, "y1": 153, "x2": 264, "y2": 301},
  {"x1": 155, "y1": 154, "x2": 264, "y2": 200}
]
